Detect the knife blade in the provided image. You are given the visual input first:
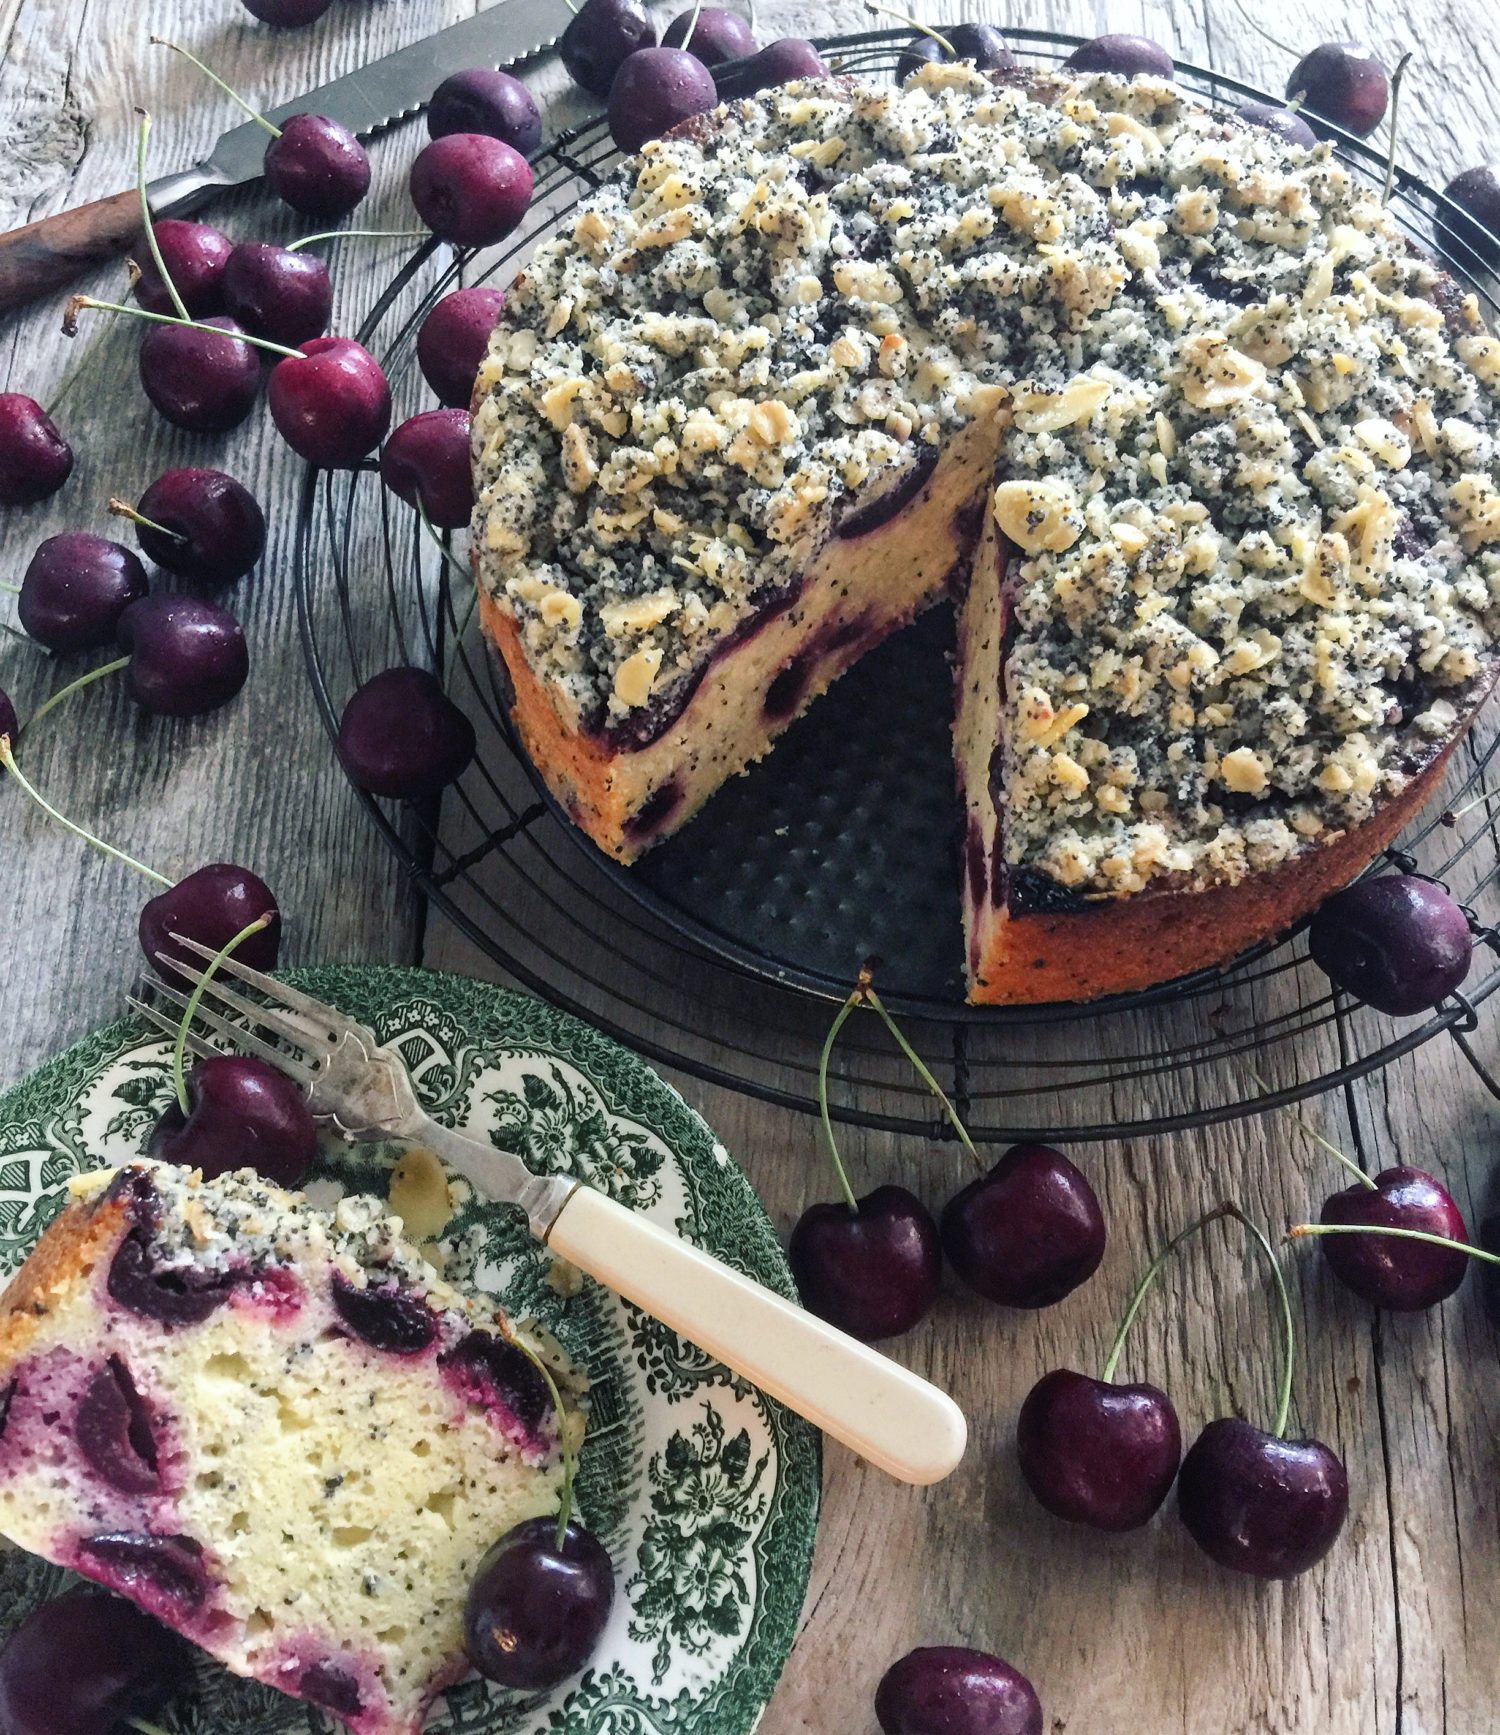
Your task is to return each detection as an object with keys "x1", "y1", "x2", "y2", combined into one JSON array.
[{"x1": 149, "y1": 0, "x2": 564, "y2": 216}]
